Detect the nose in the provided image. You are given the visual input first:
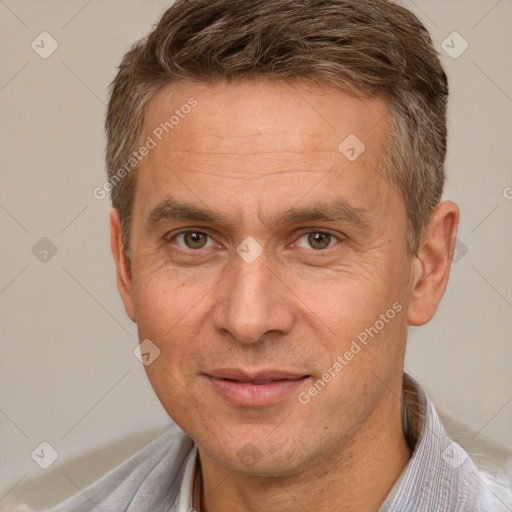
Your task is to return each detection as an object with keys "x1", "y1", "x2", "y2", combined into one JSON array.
[{"x1": 212, "y1": 249, "x2": 295, "y2": 344}]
